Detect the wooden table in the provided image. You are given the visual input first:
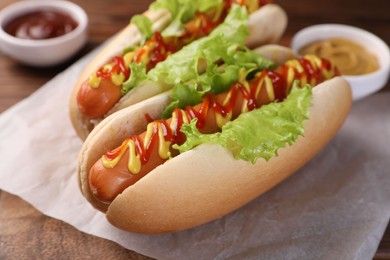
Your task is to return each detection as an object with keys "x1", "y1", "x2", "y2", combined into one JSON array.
[{"x1": 0, "y1": 0, "x2": 389, "y2": 258}]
